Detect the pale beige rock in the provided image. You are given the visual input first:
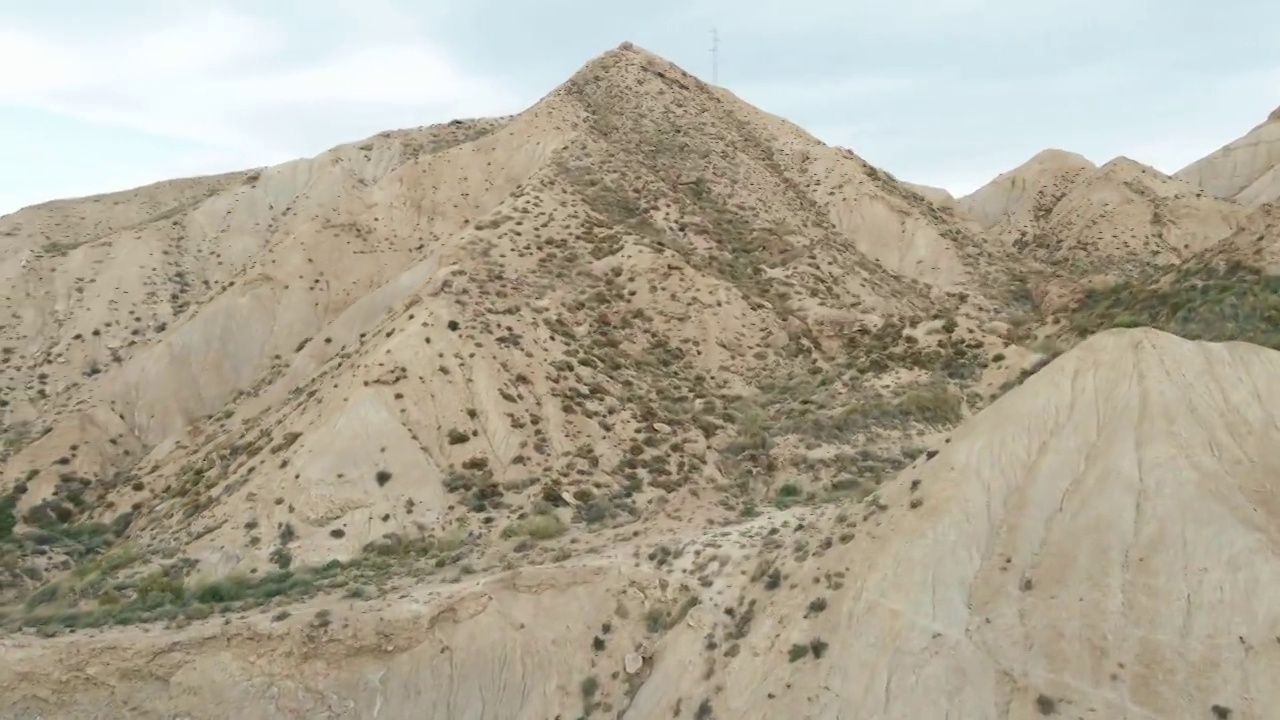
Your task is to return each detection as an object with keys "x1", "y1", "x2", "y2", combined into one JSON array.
[
  {"x1": 2, "y1": 329, "x2": 1279, "y2": 719},
  {"x1": 961, "y1": 148, "x2": 1096, "y2": 230},
  {"x1": 1191, "y1": 201, "x2": 1280, "y2": 273},
  {"x1": 1177, "y1": 106, "x2": 1280, "y2": 207},
  {"x1": 964, "y1": 151, "x2": 1244, "y2": 273},
  {"x1": 1, "y1": 41, "x2": 1277, "y2": 720},
  {"x1": 902, "y1": 181, "x2": 961, "y2": 211}
]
